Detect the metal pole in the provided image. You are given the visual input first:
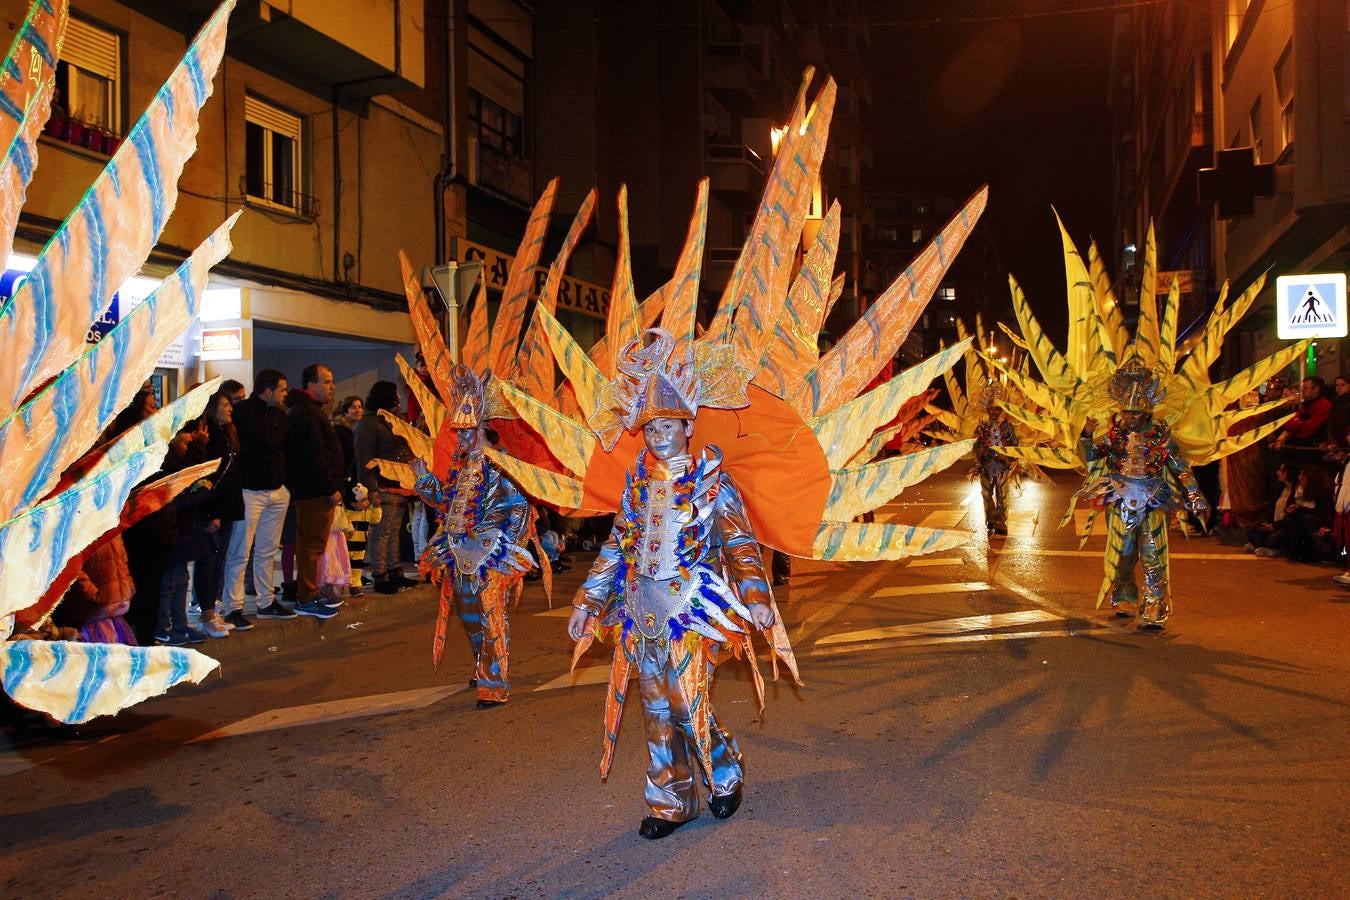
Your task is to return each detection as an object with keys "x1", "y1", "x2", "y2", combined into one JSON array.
[{"x1": 429, "y1": 260, "x2": 482, "y2": 366}]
